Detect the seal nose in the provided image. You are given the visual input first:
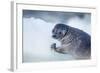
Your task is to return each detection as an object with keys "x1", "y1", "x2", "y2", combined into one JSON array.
[{"x1": 52, "y1": 35, "x2": 56, "y2": 38}]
